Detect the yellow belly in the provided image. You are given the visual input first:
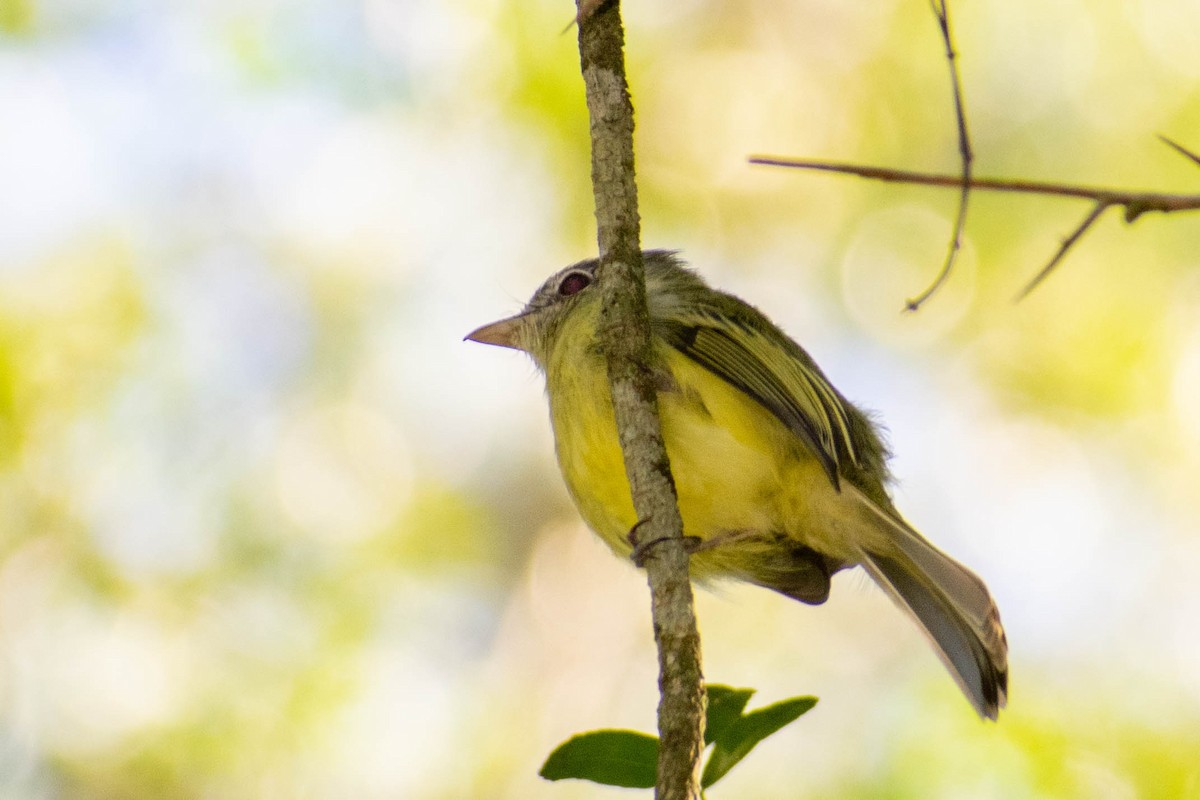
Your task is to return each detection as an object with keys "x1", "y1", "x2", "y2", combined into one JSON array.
[{"x1": 548, "y1": 346, "x2": 858, "y2": 581}]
